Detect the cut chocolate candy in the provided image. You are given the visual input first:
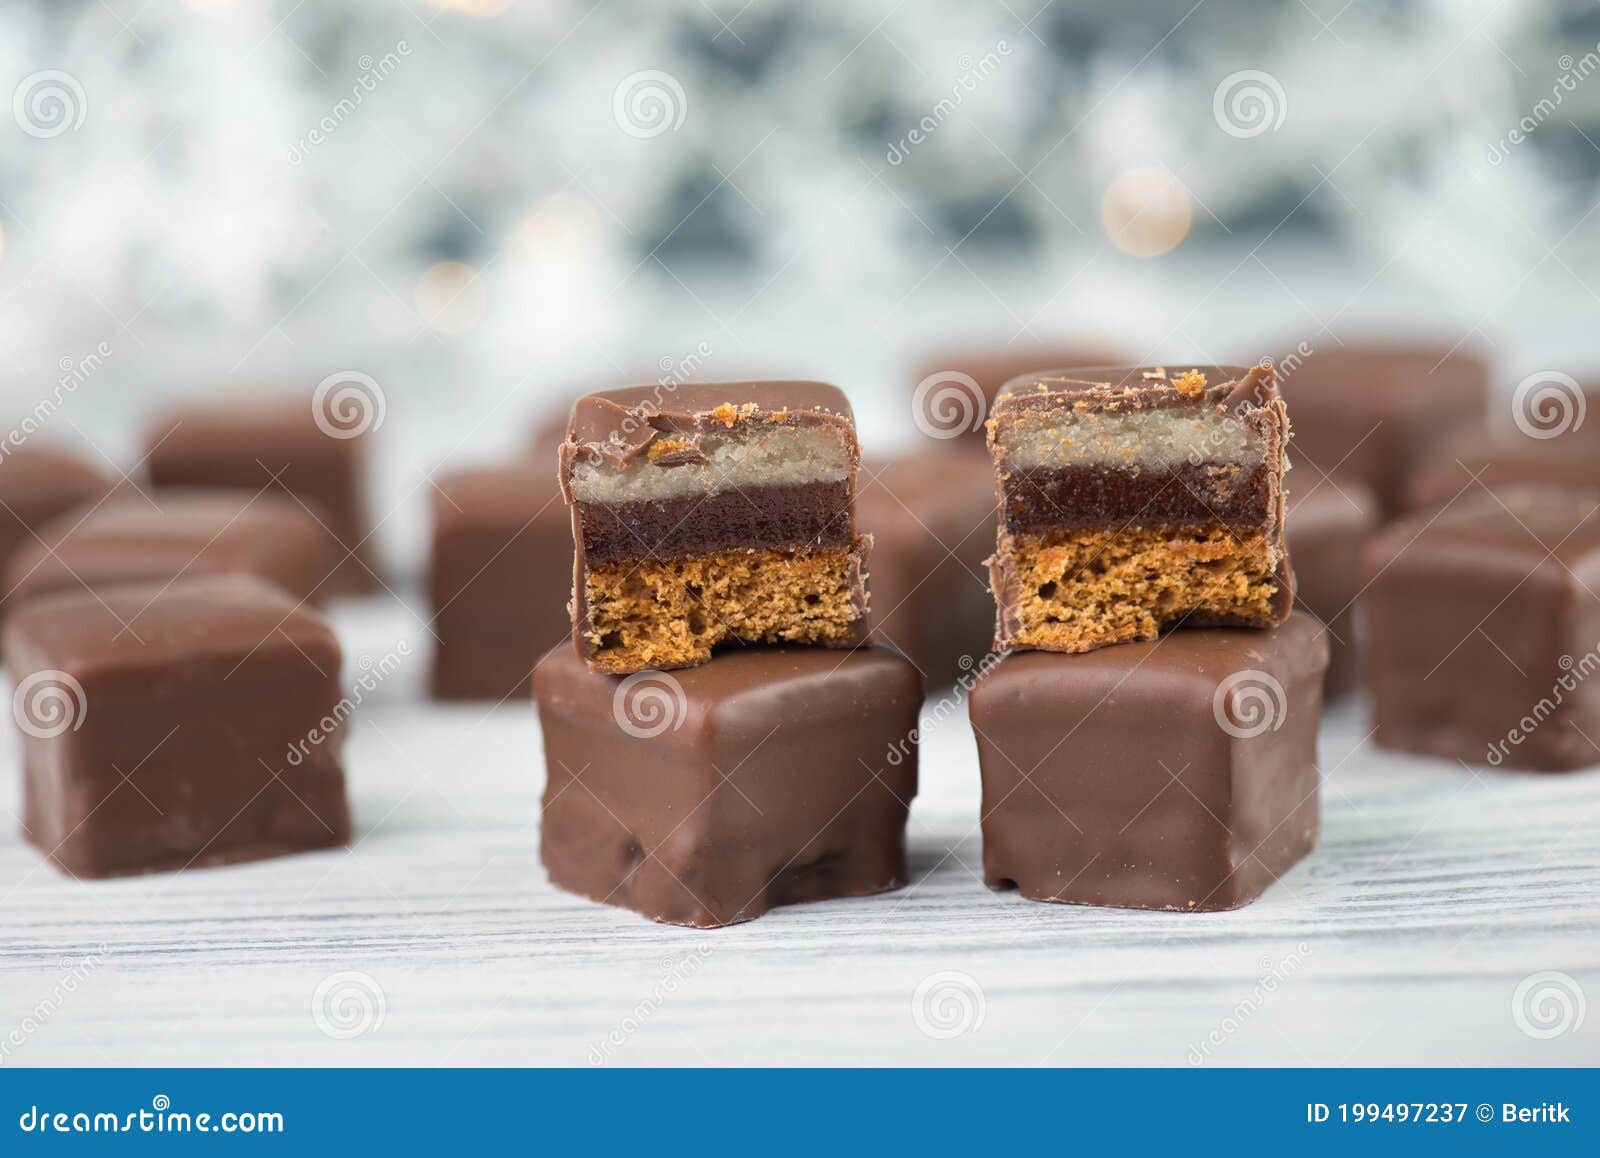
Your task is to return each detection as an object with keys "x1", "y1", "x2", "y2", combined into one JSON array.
[
  {"x1": 971, "y1": 613, "x2": 1327, "y2": 911},
  {"x1": 912, "y1": 343, "x2": 1126, "y2": 443},
  {"x1": 1272, "y1": 342, "x2": 1488, "y2": 516},
  {"x1": 857, "y1": 449, "x2": 997, "y2": 687},
  {"x1": 0, "y1": 446, "x2": 113, "y2": 627},
  {"x1": 1286, "y1": 480, "x2": 1378, "y2": 698},
  {"x1": 5, "y1": 489, "x2": 332, "y2": 613},
  {"x1": 145, "y1": 399, "x2": 377, "y2": 594},
  {"x1": 535, "y1": 645, "x2": 921, "y2": 927},
  {"x1": 986, "y1": 364, "x2": 1292, "y2": 655},
  {"x1": 3, "y1": 574, "x2": 351, "y2": 878},
  {"x1": 429, "y1": 463, "x2": 572, "y2": 700},
  {"x1": 559, "y1": 381, "x2": 869, "y2": 673},
  {"x1": 1364, "y1": 486, "x2": 1600, "y2": 771}
]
